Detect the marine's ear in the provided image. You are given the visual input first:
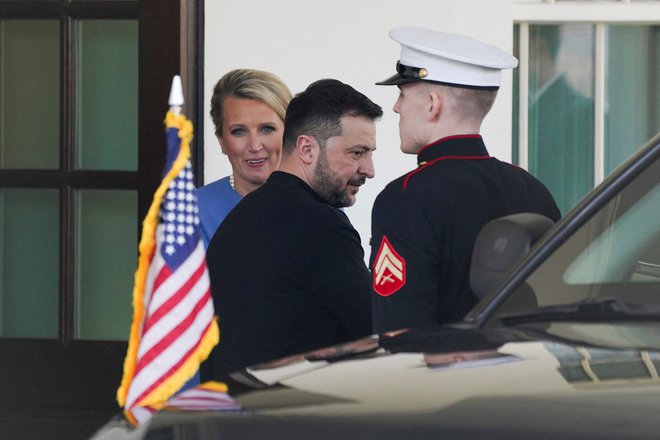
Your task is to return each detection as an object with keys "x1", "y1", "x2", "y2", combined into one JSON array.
[{"x1": 428, "y1": 88, "x2": 444, "y2": 122}]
